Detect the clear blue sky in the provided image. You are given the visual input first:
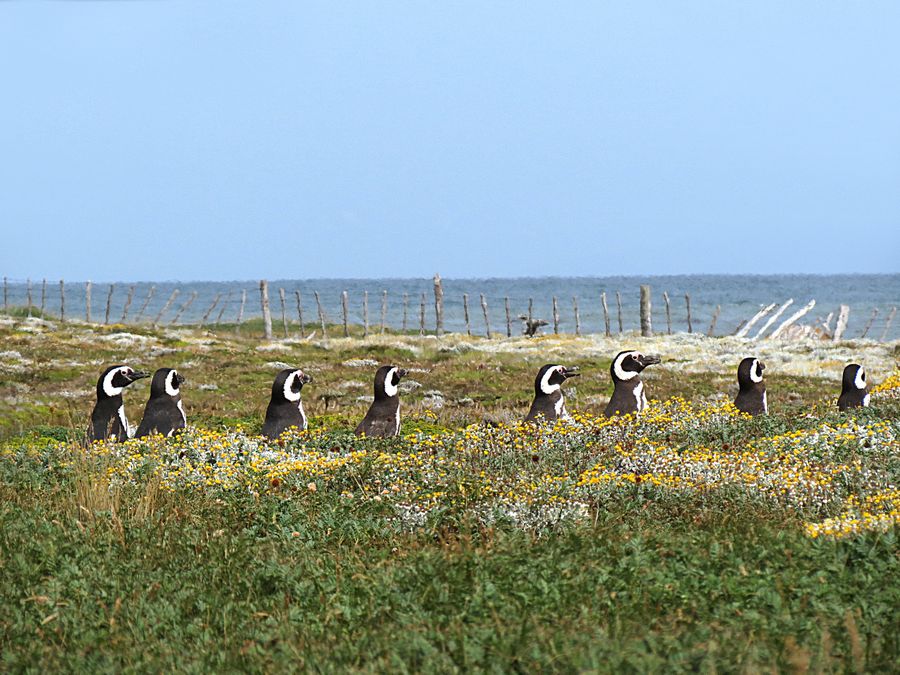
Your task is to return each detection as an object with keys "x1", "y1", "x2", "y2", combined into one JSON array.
[{"x1": 1, "y1": 2, "x2": 898, "y2": 282}]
